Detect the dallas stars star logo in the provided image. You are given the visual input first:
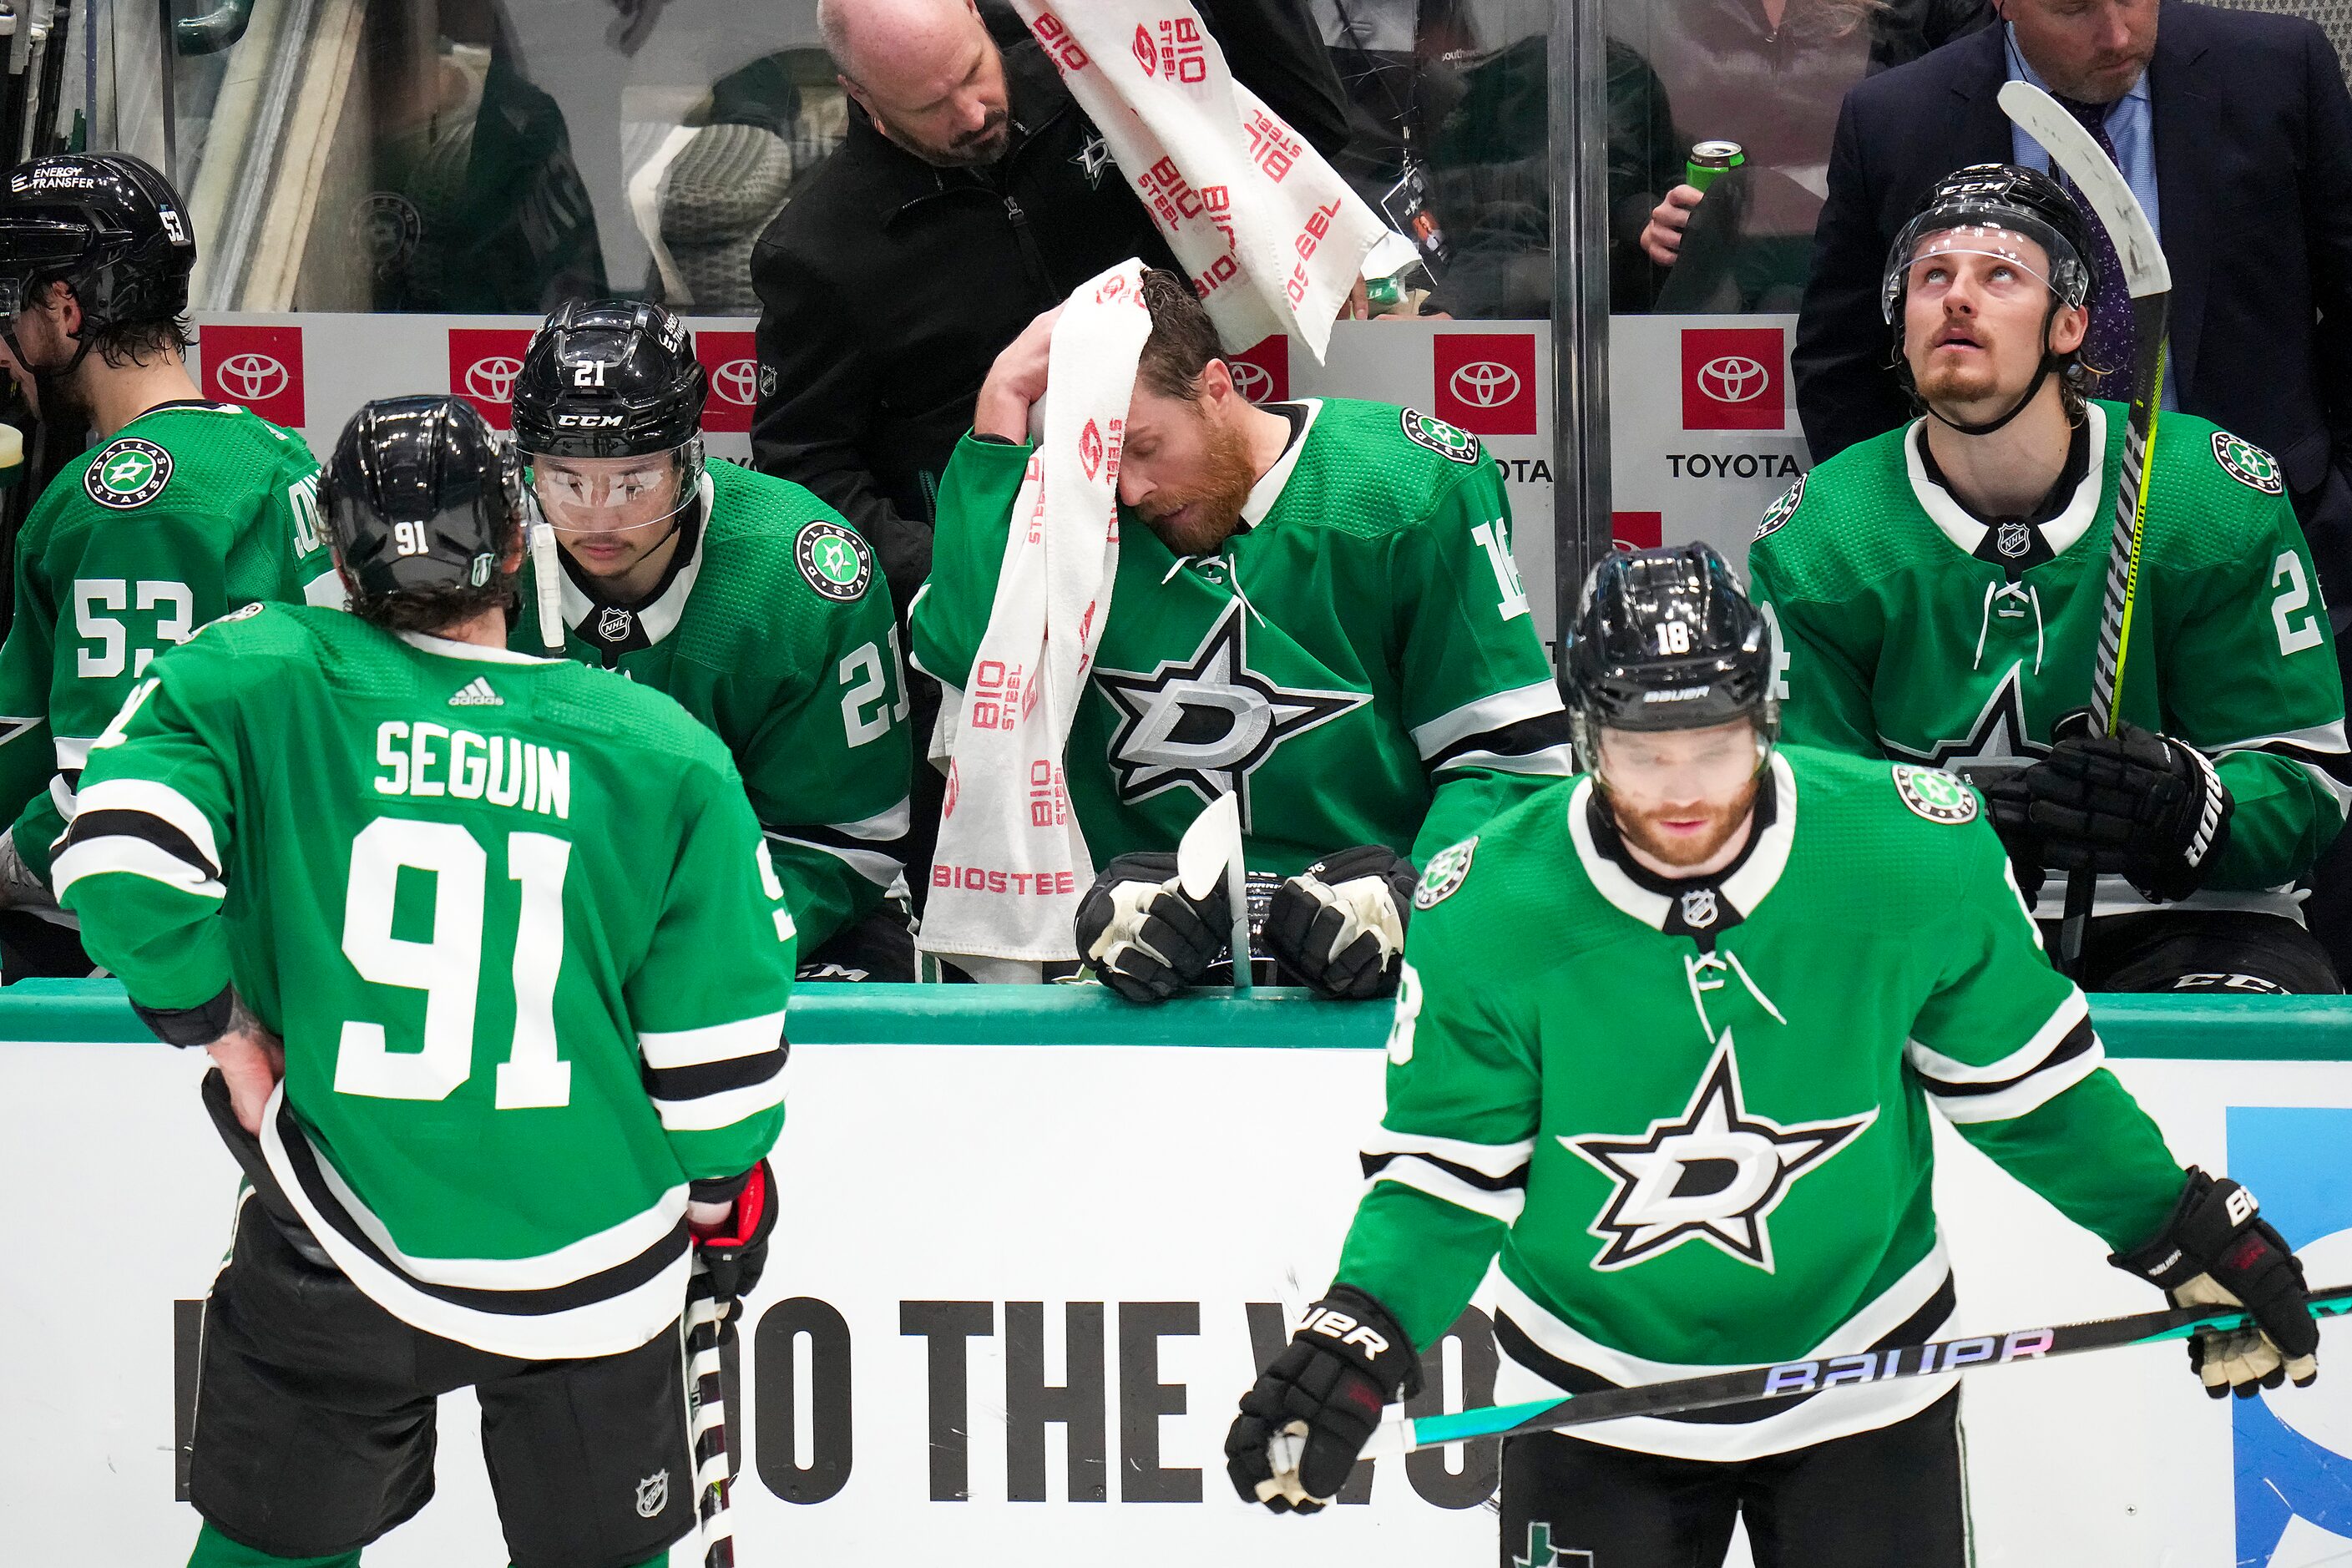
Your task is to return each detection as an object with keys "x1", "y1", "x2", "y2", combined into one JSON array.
[
  {"x1": 1093, "y1": 599, "x2": 1368, "y2": 830},
  {"x1": 1070, "y1": 131, "x2": 1114, "y2": 189},
  {"x1": 1881, "y1": 661, "x2": 2045, "y2": 777},
  {"x1": 1565, "y1": 1035, "x2": 1876, "y2": 1272}
]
